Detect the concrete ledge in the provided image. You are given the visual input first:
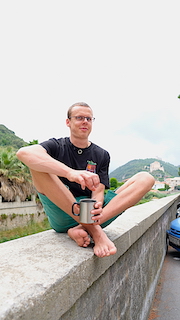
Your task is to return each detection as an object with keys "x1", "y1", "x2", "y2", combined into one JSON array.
[
  {"x1": 0, "y1": 194, "x2": 180, "y2": 320},
  {"x1": 0, "y1": 195, "x2": 45, "y2": 230},
  {"x1": 0, "y1": 211, "x2": 46, "y2": 231}
]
